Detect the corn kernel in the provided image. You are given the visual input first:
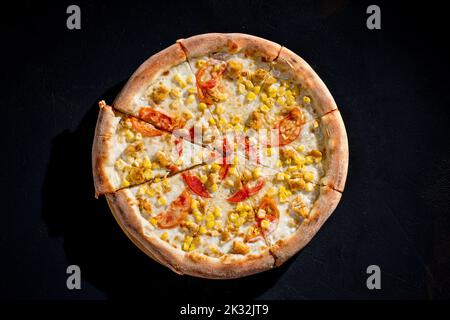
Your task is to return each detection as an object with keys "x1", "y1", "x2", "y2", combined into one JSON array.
[
  {"x1": 238, "y1": 83, "x2": 246, "y2": 95},
  {"x1": 158, "y1": 196, "x2": 167, "y2": 206},
  {"x1": 244, "y1": 79, "x2": 254, "y2": 90},
  {"x1": 268, "y1": 84, "x2": 277, "y2": 97},
  {"x1": 257, "y1": 209, "x2": 266, "y2": 219},
  {"x1": 215, "y1": 105, "x2": 224, "y2": 115},
  {"x1": 261, "y1": 219, "x2": 270, "y2": 230},
  {"x1": 246, "y1": 91, "x2": 256, "y2": 101},
  {"x1": 191, "y1": 199, "x2": 199, "y2": 210},
  {"x1": 305, "y1": 182, "x2": 315, "y2": 192},
  {"x1": 253, "y1": 167, "x2": 261, "y2": 178},
  {"x1": 235, "y1": 217, "x2": 245, "y2": 227},
  {"x1": 208, "y1": 118, "x2": 216, "y2": 125},
  {"x1": 188, "y1": 87, "x2": 197, "y2": 94},
  {"x1": 186, "y1": 75, "x2": 193, "y2": 84},
  {"x1": 230, "y1": 213, "x2": 239, "y2": 222},
  {"x1": 313, "y1": 120, "x2": 319, "y2": 129},
  {"x1": 214, "y1": 220, "x2": 223, "y2": 229},
  {"x1": 143, "y1": 169, "x2": 153, "y2": 180},
  {"x1": 194, "y1": 210, "x2": 203, "y2": 222},
  {"x1": 160, "y1": 232, "x2": 169, "y2": 241},
  {"x1": 199, "y1": 226, "x2": 207, "y2": 235},
  {"x1": 149, "y1": 217, "x2": 158, "y2": 226},
  {"x1": 276, "y1": 172, "x2": 285, "y2": 181},
  {"x1": 303, "y1": 96, "x2": 311, "y2": 103},
  {"x1": 196, "y1": 60, "x2": 206, "y2": 68},
  {"x1": 206, "y1": 219, "x2": 215, "y2": 229},
  {"x1": 214, "y1": 207, "x2": 222, "y2": 218},
  {"x1": 173, "y1": 74, "x2": 186, "y2": 88},
  {"x1": 211, "y1": 183, "x2": 218, "y2": 192},
  {"x1": 303, "y1": 171, "x2": 314, "y2": 182},
  {"x1": 232, "y1": 241, "x2": 249, "y2": 254},
  {"x1": 253, "y1": 86, "x2": 261, "y2": 94},
  {"x1": 276, "y1": 96, "x2": 286, "y2": 105},
  {"x1": 199, "y1": 174, "x2": 208, "y2": 183},
  {"x1": 198, "y1": 102, "x2": 207, "y2": 112},
  {"x1": 121, "y1": 179, "x2": 130, "y2": 187},
  {"x1": 146, "y1": 187, "x2": 155, "y2": 197},
  {"x1": 267, "y1": 187, "x2": 278, "y2": 196},
  {"x1": 186, "y1": 94, "x2": 195, "y2": 105},
  {"x1": 231, "y1": 115, "x2": 241, "y2": 125},
  {"x1": 260, "y1": 104, "x2": 270, "y2": 113},
  {"x1": 305, "y1": 156, "x2": 314, "y2": 165},
  {"x1": 276, "y1": 160, "x2": 282, "y2": 168}
]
